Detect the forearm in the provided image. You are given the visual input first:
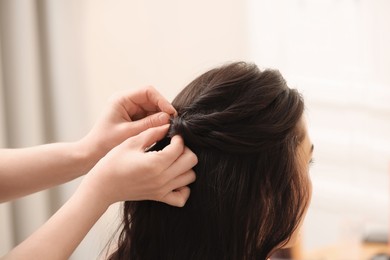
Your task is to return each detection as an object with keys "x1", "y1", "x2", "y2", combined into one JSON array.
[
  {"x1": 0, "y1": 141, "x2": 102, "y2": 202},
  {"x1": 3, "y1": 180, "x2": 109, "y2": 260}
]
